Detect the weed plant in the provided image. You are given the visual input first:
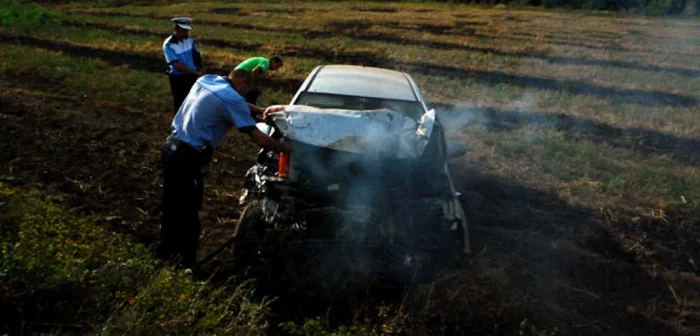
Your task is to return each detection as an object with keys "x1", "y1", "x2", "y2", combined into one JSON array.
[
  {"x1": 0, "y1": 0, "x2": 61, "y2": 33},
  {"x1": 0, "y1": 184, "x2": 270, "y2": 334}
]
